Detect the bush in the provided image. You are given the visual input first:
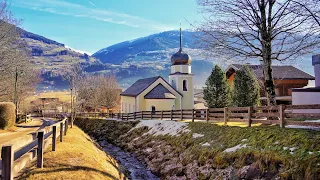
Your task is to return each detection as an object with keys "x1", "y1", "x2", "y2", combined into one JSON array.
[
  {"x1": 232, "y1": 66, "x2": 260, "y2": 107},
  {"x1": 0, "y1": 102, "x2": 16, "y2": 130},
  {"x1": 203, "y1": 65, "x2": 231, "y2": 108}
]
